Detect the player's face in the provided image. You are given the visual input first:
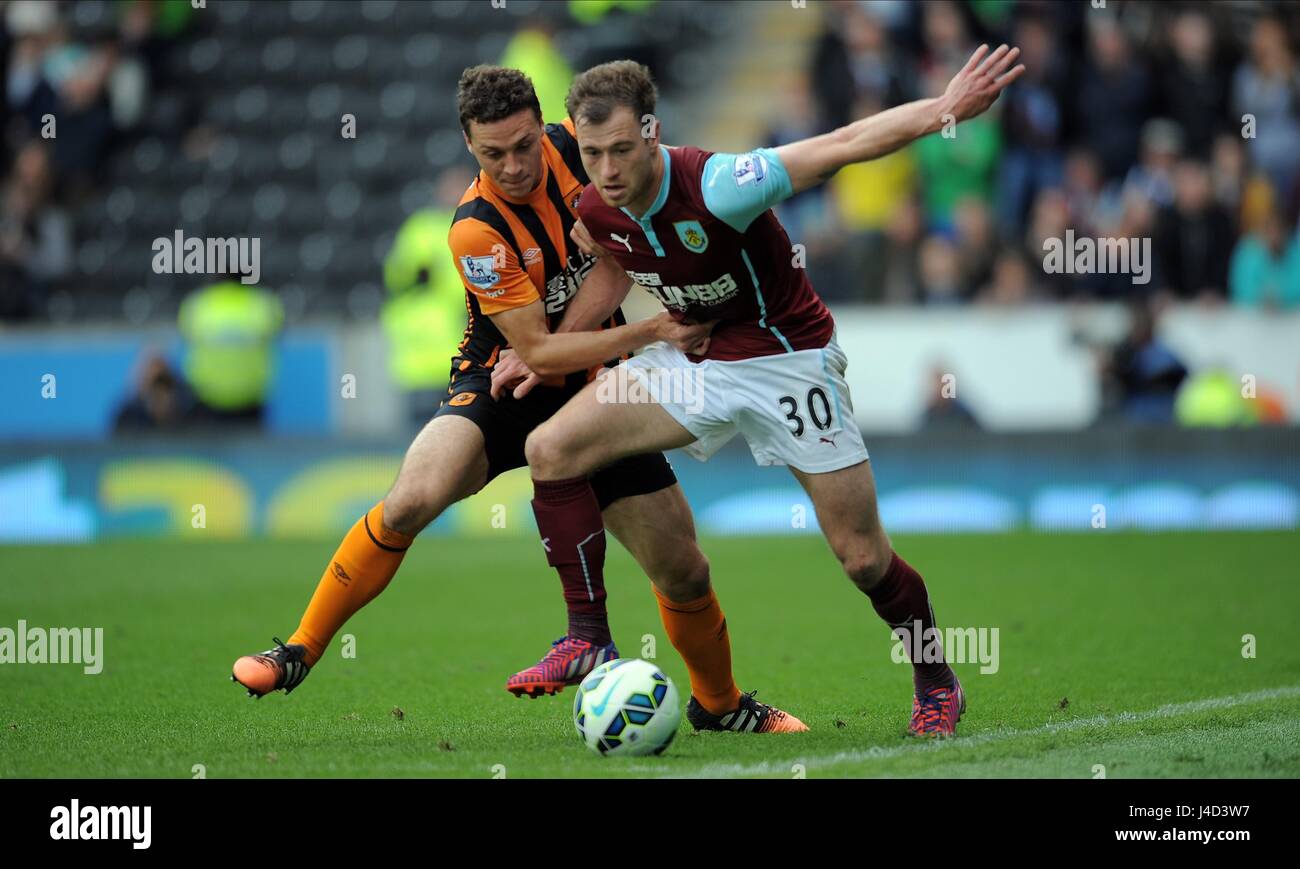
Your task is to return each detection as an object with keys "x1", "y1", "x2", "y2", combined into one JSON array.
[
  {"x1": 464, "y1": 109, "x2": 545, "y2": 200},
  {"x1": 574, "y1": 105, "x2": 660, "y2": 212}
]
